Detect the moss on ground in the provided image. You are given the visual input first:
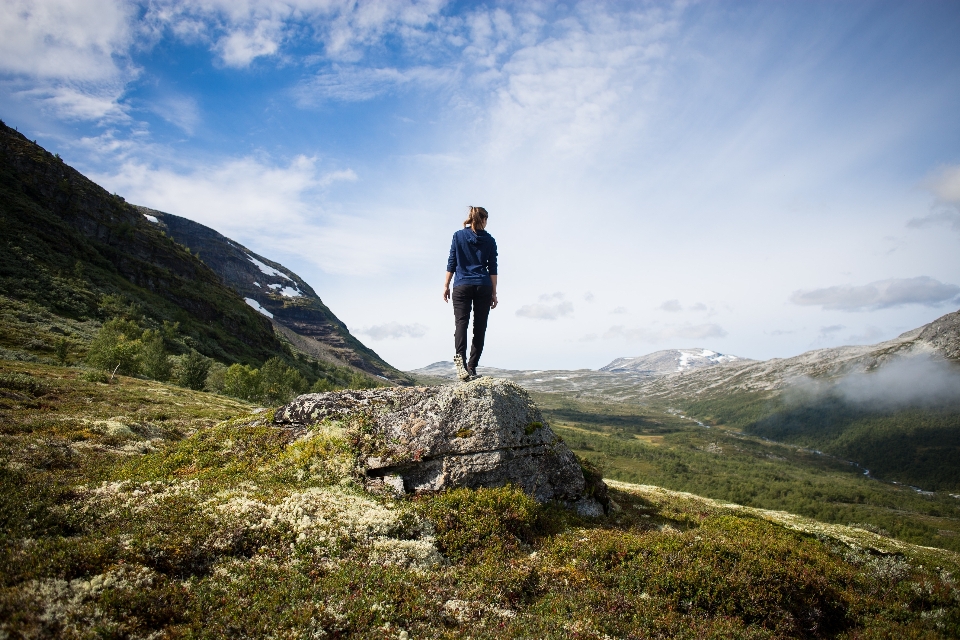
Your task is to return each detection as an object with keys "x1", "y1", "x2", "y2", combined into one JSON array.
[{"x1": 1, "y1": 358, "x2": 959, "y2": 638}]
